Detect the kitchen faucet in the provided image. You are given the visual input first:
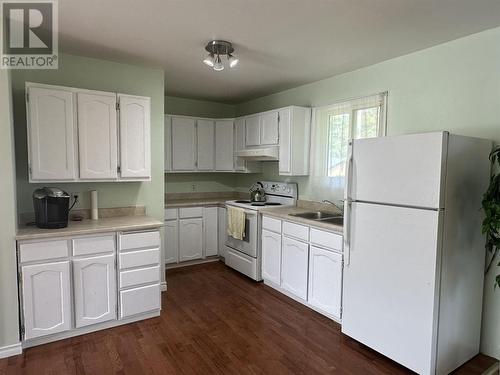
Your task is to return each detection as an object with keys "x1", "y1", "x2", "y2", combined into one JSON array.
[{"x1": 322, "y1": 199, "x2": 344, "y2": 214}]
